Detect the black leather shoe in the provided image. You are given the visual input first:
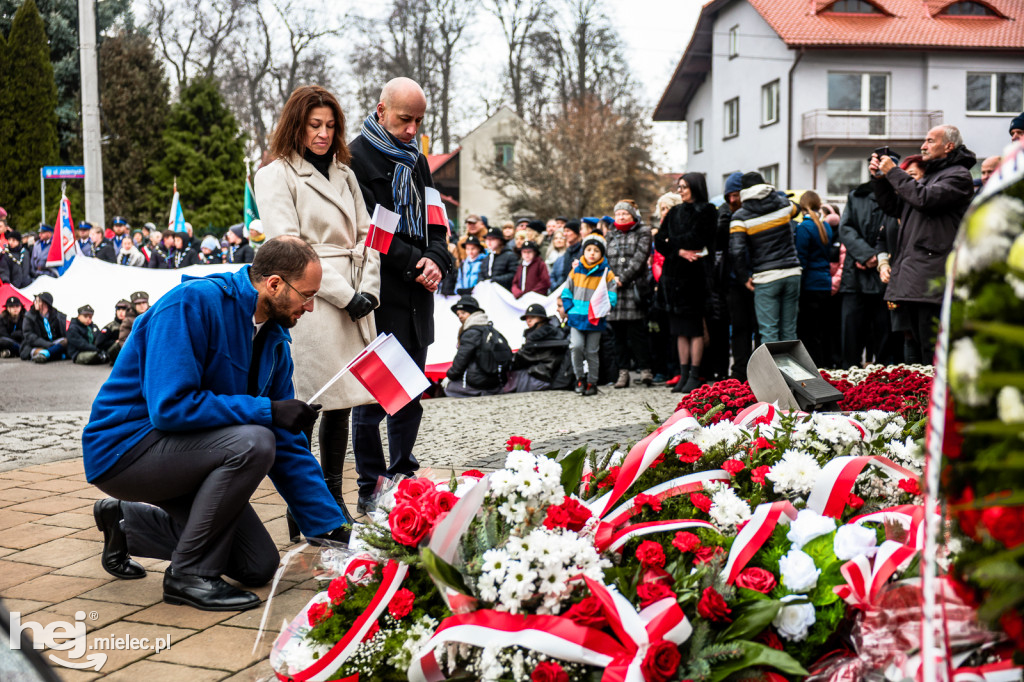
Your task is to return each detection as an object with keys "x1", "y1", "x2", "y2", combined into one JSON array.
[
  {"x1": 356, "y1": 496, "x2": 374, "y2": 515},
  {"x1": 163, "y1": 569, "x2": 261, "y2": 611},
  {"x1": 93, "y1": 498, "x2": 146, "y2": 580}
]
